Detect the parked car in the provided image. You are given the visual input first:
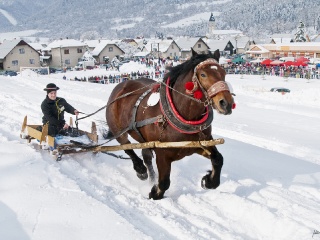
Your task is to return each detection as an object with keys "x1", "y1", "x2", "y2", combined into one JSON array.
[
  {"x1": 55, "y1": 68, "x2": 64, "y2": 73},
  {"x1": 38, "y1": 68, "x2": 49, "y2": 75},
  {"x1": 270, "y1": 87, "x2": 290, "y2": 93},
  {"x1": 3, "y1": 70, "x2": 18, "y2": 76}
]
